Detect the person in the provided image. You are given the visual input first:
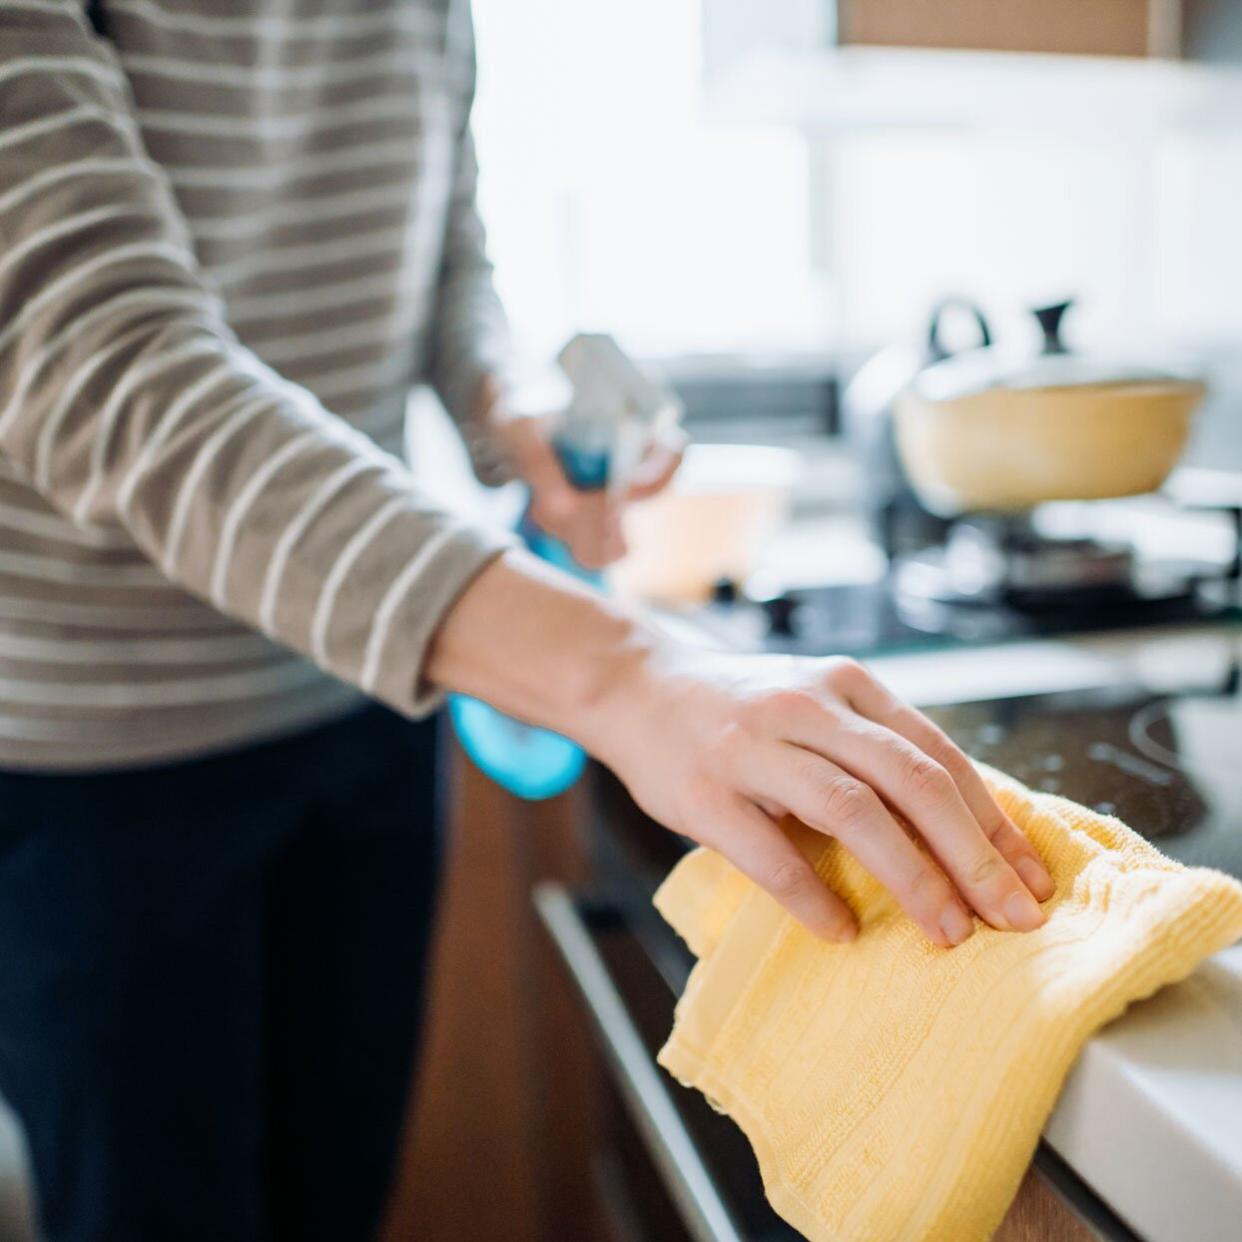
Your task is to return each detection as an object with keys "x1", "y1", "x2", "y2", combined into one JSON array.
[{"x1": 0, "y1": 2, "x2": 1055, "y2": 1240}]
